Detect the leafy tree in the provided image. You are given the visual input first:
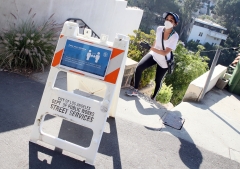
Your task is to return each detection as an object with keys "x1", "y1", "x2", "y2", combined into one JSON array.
[
  {"x1": 208, "y1": 0, "x2": 240, "y2": 66},
  {"x1": 127, "y1": 0, "x2": 179, "y2": 33},
  {"x1": 207, "y1": 1, "x2": 211, "y2": 15},
  {"x1": 200, "y1": 43, "x2": 233, "y2": 68},
  {"x1": 214, "y1": 0, "x2": 240, "y2": 27},
  {"x1": 127, "y1": 0, "x2": 179, "y2": 14},
  {"x1": 185, "y1": 0, "x2": 240, "y2": 68},
  {"x1": 186, "y1": 40, "x2": 239, "y2": 68},
  {"x1": 176, "y1": 0, "x2": 202, "y2": 39},
  {"x1": 127, "y1": 0, "x2": 203, "y2": 40},
  {"x1": 213, "y1": 0, "x2": 240, "y2": 51}
]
